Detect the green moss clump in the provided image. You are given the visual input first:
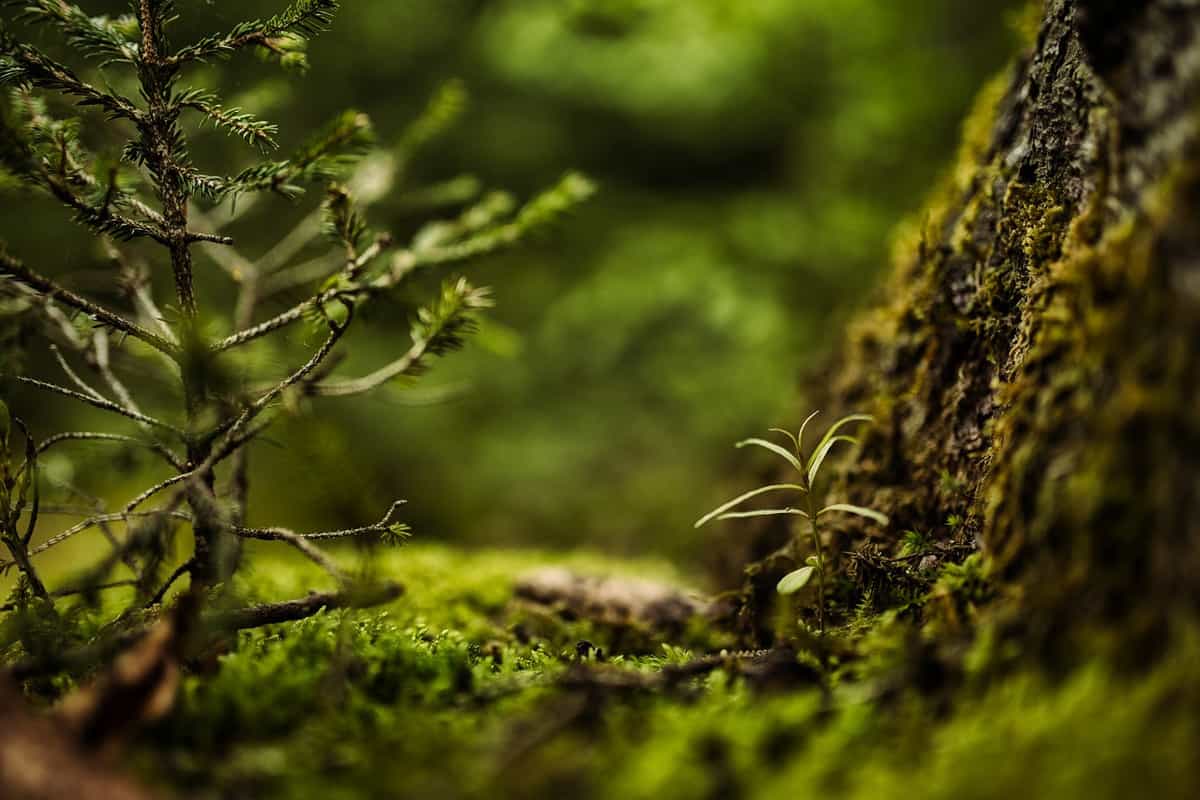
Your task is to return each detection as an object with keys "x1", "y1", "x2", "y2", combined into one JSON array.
[{"x1": 118, "y1": 543, "x2": 1200, "y2": 800}]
